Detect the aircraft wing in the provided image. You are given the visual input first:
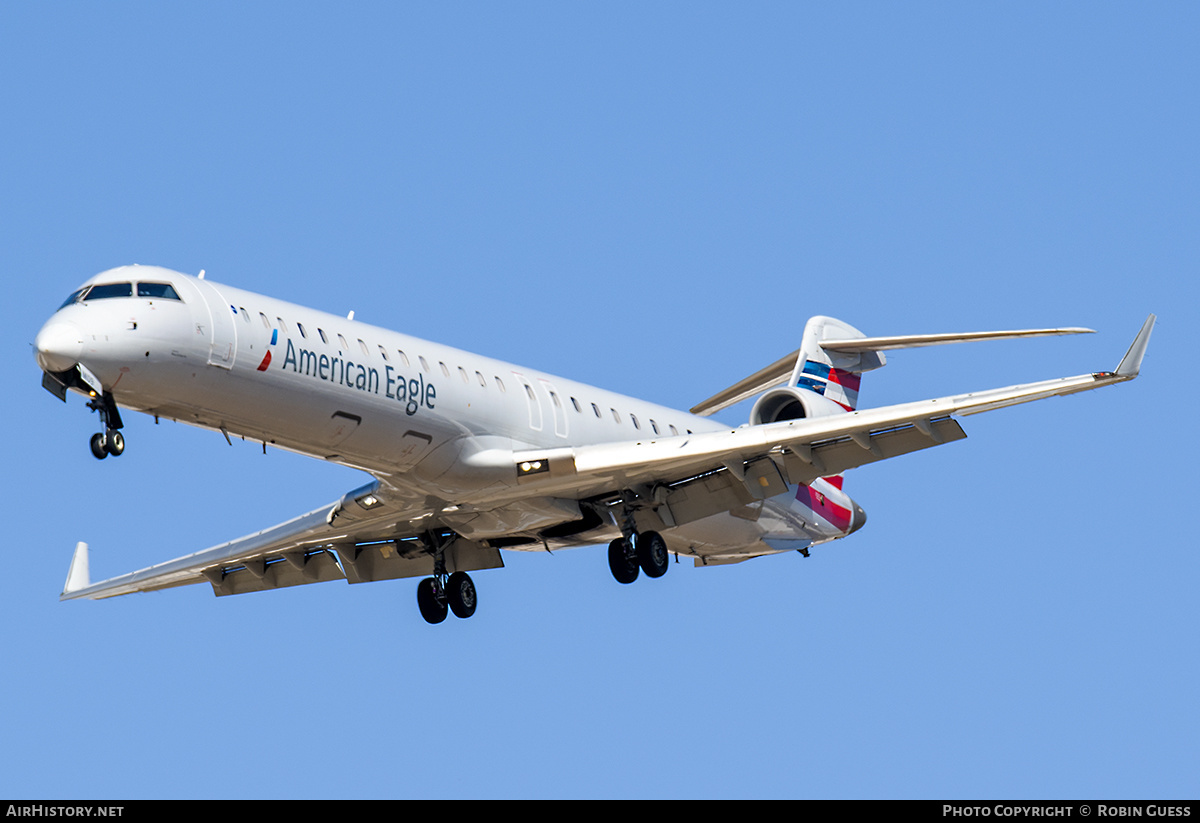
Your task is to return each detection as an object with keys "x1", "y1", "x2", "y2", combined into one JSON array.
[
  {"x1": 60, "y1": 478, "x2": 504, "y2": 601},
  {"x1": 512, "y1": 314, "x2": 1156, "y2": 513}
]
